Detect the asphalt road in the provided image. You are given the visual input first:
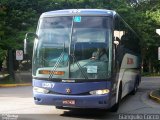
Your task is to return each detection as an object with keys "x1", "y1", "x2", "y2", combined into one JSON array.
[{"x1": 0, "y1": 77, "x2": 160, "y2": 120}]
